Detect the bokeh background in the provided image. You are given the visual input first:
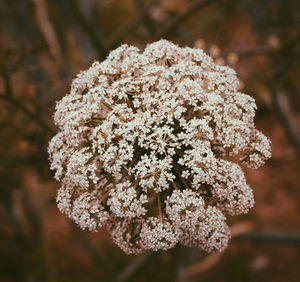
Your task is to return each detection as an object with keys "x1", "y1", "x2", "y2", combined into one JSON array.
[{"x1": 1, "y1": 0, "x2": 300, "y2": 281}]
